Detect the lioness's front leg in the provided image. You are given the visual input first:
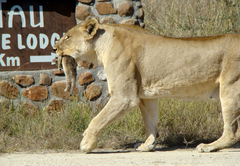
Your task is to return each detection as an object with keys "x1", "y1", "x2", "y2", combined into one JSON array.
[
  {"x1": 80, "y1": 96, "x2": 139, "y2": 152},
  {"x1": 137, "y1": 99, "x2": 159, "y2": 151}
]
